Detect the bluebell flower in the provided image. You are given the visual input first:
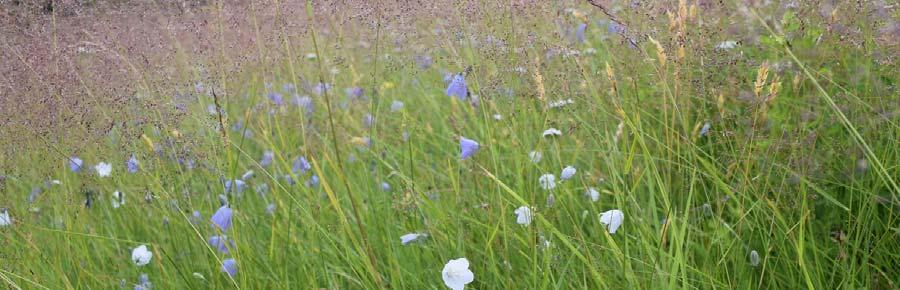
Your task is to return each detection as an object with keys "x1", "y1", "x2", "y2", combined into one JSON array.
[
  {"x1": 381, "y1": 182, "x2": 391, "y2": 192},
  {"x1": 292, "y1": 95, "x2": 314, "y2": 114},
  {"x1": 576, "y1": 23, "x2": 588, "y2": 43},
  {"x1": 700, "y1": 122, "x2": 711, "y2": 137},
  {"x1": 28, "y1": 187, "x2": 42, "y2": 204},
  {"x1": 255, "y1": 184, "x2": 269, "y2": 195},
  {"x1": 69, "y1": 156, "x2": 84, "y2": 172},
  {"x1": 190, "y1": 210, "x2": 202, "y2": 225},
  {"x1": 445, "y1": 74, "x2": 468, "y2": 100},
  {"x1": 126, "y1": 155, "x2": 140, "y2": 173},
  {"x1": 241, "y1": 170, "x2": 254, "y2": 180},
  {"x1": 211, "y1": 206, "x2": 233, "y2": 232},
  {"x1": 560, "y1": 166, "x2": 577, "y2": 180},
  {"x1": 284, "y1": 175, "x2": 296, "y2": 186},
  {"x1": 268, "y1": 92, "x2": 284, "y2": 106},
  {"x1": 608, "y1": 21, "x2": 626, "y2": 34},
  {"x1": 222, "y1": 259, "x2": 238, "y2": 277},
  {"x1": 314, "y1": 83, "x2": 331, "y2": 96},
  {"x1": 414, "y1": 55, "x2": 432, "y2": 69},
  {"x1": 282, "y1": 83, "x2": 296, "y2": 93},
  {"x1": 266, "y1": 203, "x2": 276, "y2": 215},
  {"x1": 134, "y1": 273, "x2": 151, "y2": 290},
  {"x1": 459, "y1": 137, "x2": 480, "y2": 160},
  {"x1": 208, "y1": 235, "x2": 233, "y2": 254},
  {"x1": 345, "y1": 87, "x2": 364, "y2": 98},
  {"x1": 306, "y1": 175, "x2": 320, "y2": 188},
  {"x1": 391, "y1": 100, "x2": 404, "y2": 112},
  {"x1": 364, "y1": 114, "x2": 374, "y2": 127},
  {"x1": 443, "y1": 72, "x2": 454, "y2": 84},
  {"x1": 224, "y1": 179, "x2": 246, "y2": 194},
  {"x1": 293, "y1": 156, "x2": 312, "y2": 173},
  {"x1": 260, "y1": 150, "x2": 274, "y2": 167}
]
